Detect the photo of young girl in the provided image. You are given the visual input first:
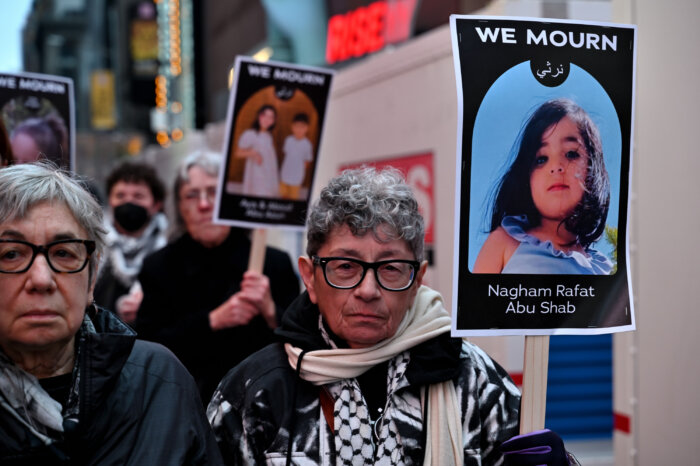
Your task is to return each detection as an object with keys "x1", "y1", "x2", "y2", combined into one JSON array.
[
  {"x1": 473, "y1": 98, "x2": 612, "y2": 274},
  {"x1": 234, "y1": 104, "x2": 280, "y2": 198}
]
